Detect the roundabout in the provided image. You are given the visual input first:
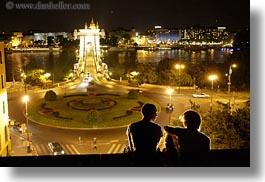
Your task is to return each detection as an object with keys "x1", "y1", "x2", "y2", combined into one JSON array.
[
  {"x1": 67, "y1": 96, "x2": 117, "y2": 111},
  {"x1": 28, "y1": 91, "x2": 160, "y2": 129}
]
